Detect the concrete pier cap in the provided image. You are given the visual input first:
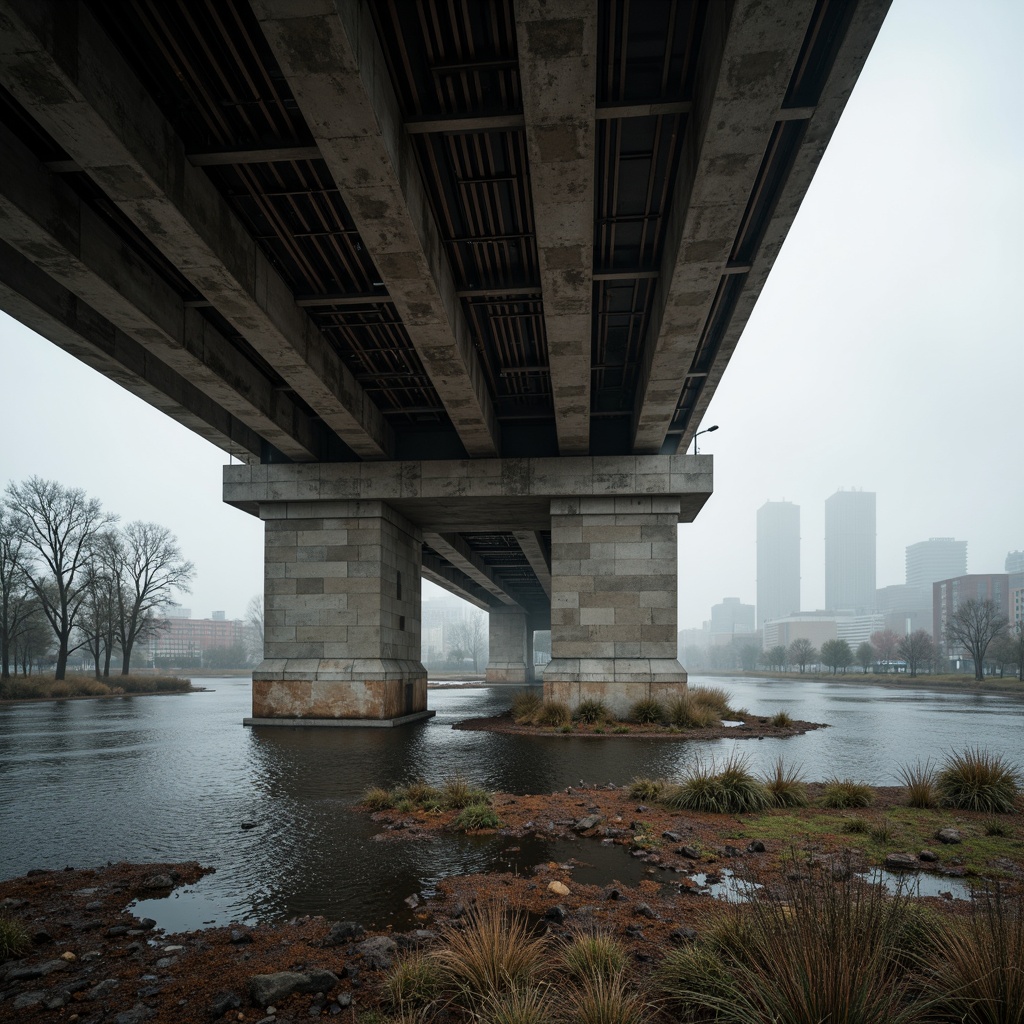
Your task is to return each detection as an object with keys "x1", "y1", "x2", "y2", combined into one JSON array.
[{"x1": 224, "y1": 454, "x2": 712, "y2": 724}]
